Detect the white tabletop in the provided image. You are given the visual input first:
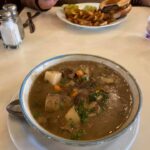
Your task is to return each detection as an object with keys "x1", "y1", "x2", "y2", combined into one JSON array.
[{"x1": 0, "y1": 6, "x2": 150, "y2": 150}]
